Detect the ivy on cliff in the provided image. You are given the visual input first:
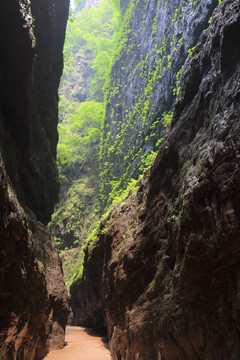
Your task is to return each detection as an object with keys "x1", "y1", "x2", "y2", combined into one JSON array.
[
  {"x1": 99, "y1": 0, "x2": 216, "y2": 208},
  {"x1": 52, "y1": 0, "x2": 217, "y2": 286}
]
